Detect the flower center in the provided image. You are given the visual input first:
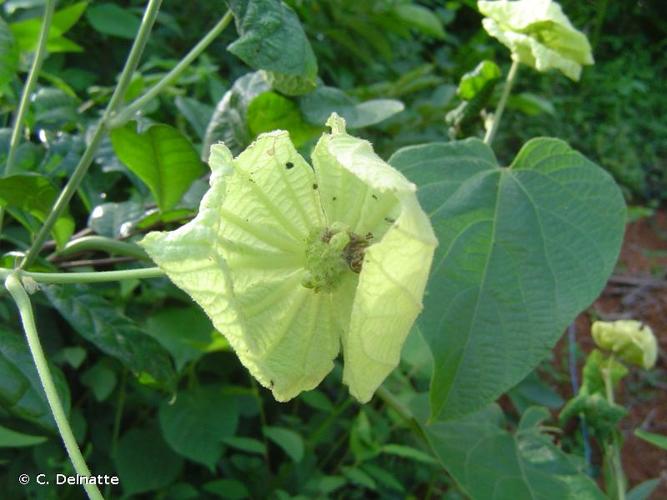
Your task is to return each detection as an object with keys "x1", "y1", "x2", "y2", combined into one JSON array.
[{"x1": 301, "y1": 223, "x2": 372, "y2": 293}]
